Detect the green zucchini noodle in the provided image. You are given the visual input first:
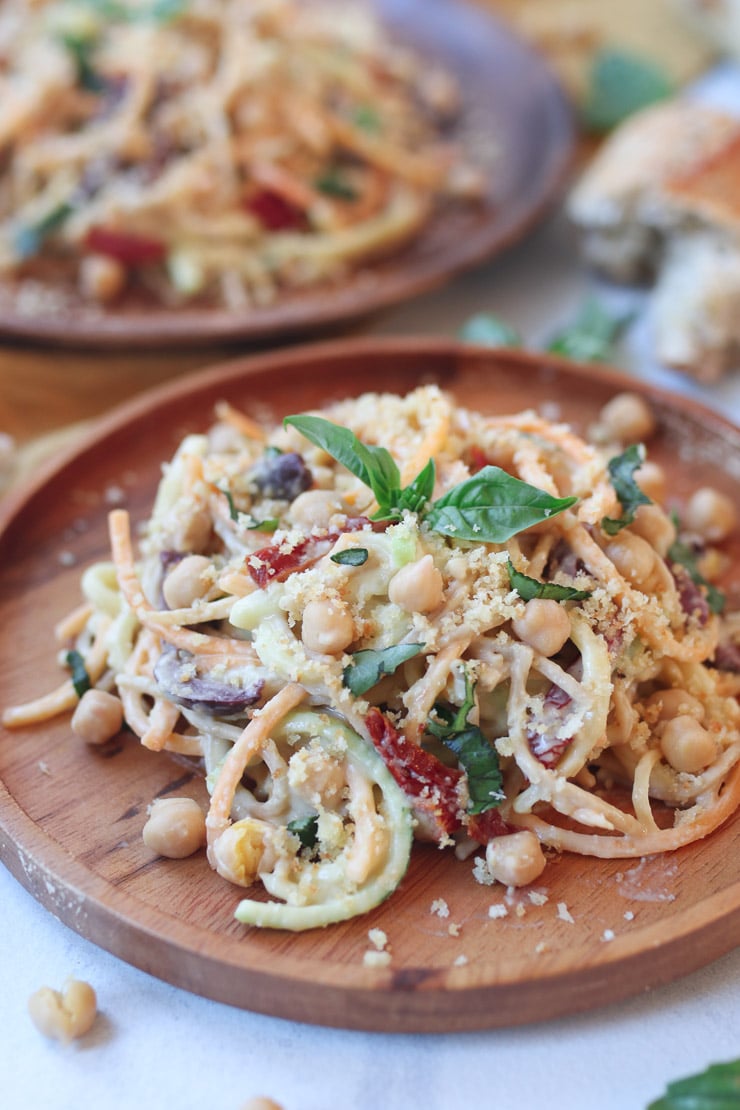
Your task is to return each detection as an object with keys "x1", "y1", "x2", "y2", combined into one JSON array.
[
  {"x1": 3, "y1": 385, "x2": 740, "y2": 931},
  {"x1": 0, "y1": 0, "x2": 482, "y2": 311}
]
